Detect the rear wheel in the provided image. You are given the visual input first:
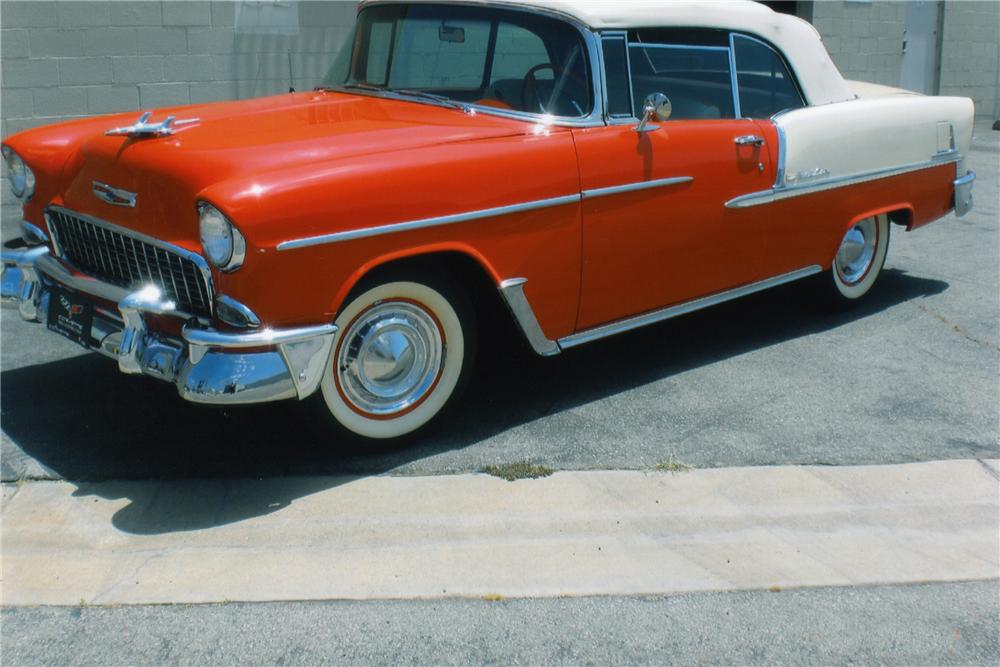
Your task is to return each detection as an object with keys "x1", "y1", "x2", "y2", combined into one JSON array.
[
  {"x1": 318, "y1": 276, "x2": 475, "y2": 442},
  {"x1": 826, "y1": 214, "x2": 890, "y2": 302}
]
